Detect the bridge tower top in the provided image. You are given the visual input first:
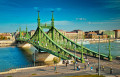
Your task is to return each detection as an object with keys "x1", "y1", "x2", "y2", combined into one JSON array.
[
  {"x1": 37, "y1": 11, "x2": 40, "y2": 27},
  {"x1": 19, "y1": 26, "x2": 21, "y2": 32},
  {"x1": 26, "y1": 26, "x2": 28, "y2": 33},
  {"x1": 51, "y1": 11, "x2": 54, "y2": 27}
]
